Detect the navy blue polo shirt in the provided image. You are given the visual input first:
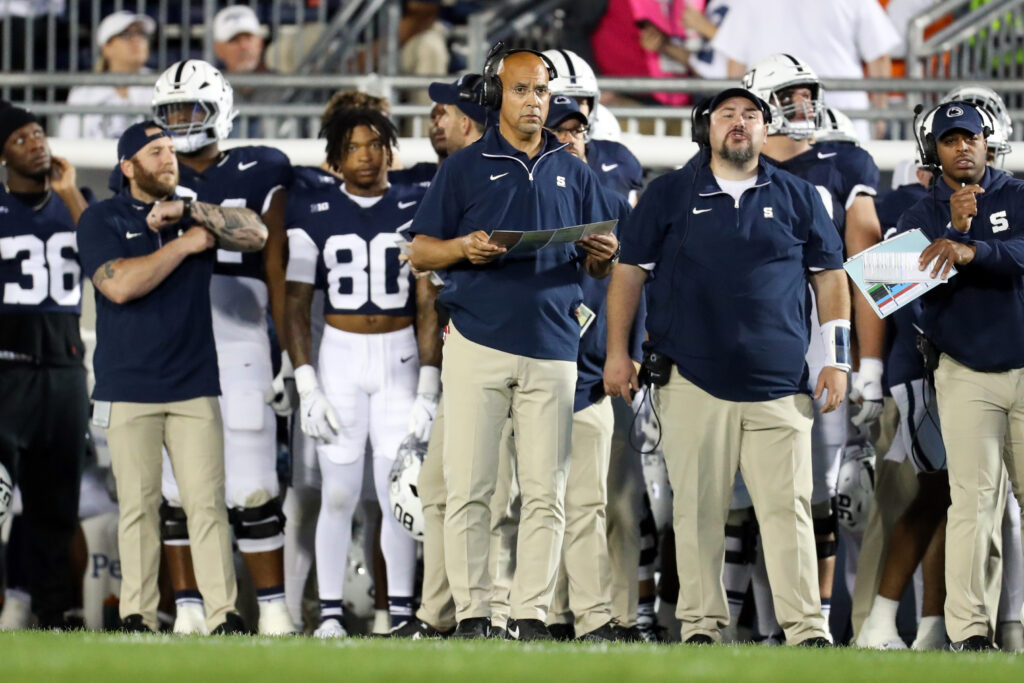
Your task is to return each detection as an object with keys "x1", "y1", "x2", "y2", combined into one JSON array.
[
  {"x1": 409, "y1": 126, "x2": 613, "y2": 362},
  {"x1": 899, "y1": 167, "x2": 1024, "y2": 372},
  {"x1": 877, "y1": 182, "x2": 930, "y2": 388},
  {"x1": 77, "y1": 189, "x2": 220, "y2": 403},
  {"x1": 574, "y1": 189, "x2": 645, "y2": 412},
  {"x1": 765, "y1": 147, "x2": 847, "y2": 238},
  {"x1": 620, "y1": 155, "x2": 844, "y2": 402},
  {"x1": 587, "y1": 139, "x2": 644, "y2": 201},
  {"x1": 813, "y1": 141, "x2": 880, "y2": 205}
]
